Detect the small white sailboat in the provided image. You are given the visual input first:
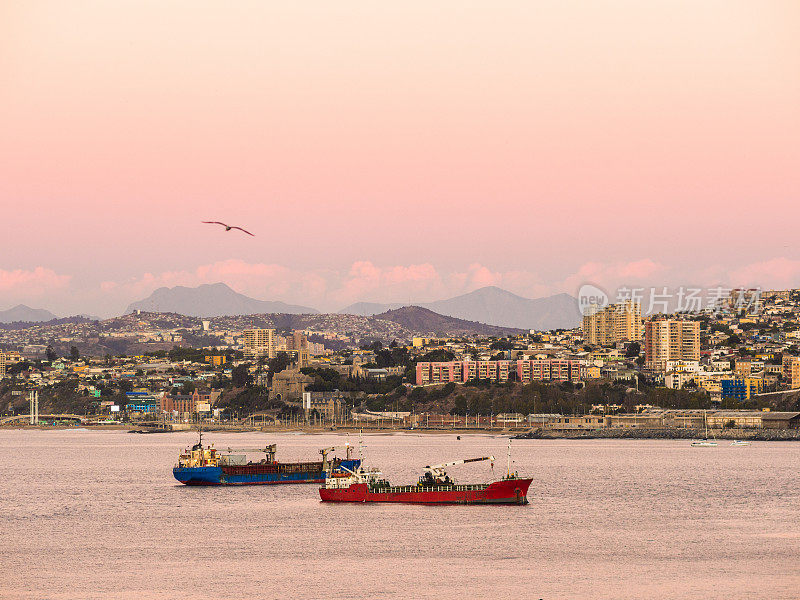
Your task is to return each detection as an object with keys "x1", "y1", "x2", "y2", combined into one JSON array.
[
  {"x1": 730, "y1": 440, "x2": 751, "y2": 446},
  {"x1": 691, "y1": 410, "x2": 718, "y2": 447},
  {"x1": 692, "y1": 440, "x2": 718, "y2": 447}
]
